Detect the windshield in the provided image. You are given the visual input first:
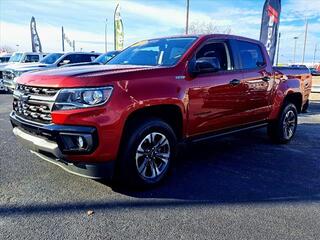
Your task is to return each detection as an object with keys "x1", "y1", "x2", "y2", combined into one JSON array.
[
  {"x1": 9, "y1": 53, "x2": 23, "y2": 62},
  {"x1": 95, "y1": 52, "x2": 119, "y2": 64},
  {"x1": 40, "y1": 53, "x2": 63, "y2": 64},
  {"x1": 107, "y1": 37, "x2": 197, "y2": 66}
]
